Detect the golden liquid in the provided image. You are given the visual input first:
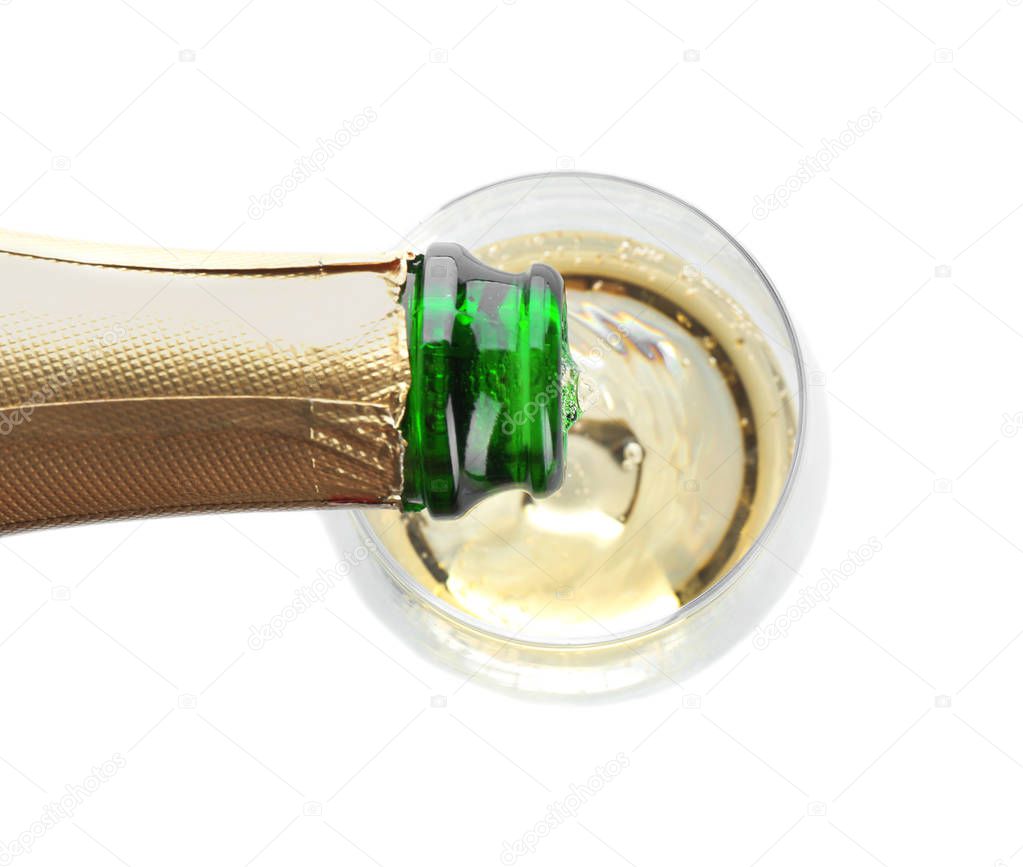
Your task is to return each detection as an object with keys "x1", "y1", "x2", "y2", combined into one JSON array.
[{"x1": 366, "y1": 231, "x2": 797, "y2": 643}]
